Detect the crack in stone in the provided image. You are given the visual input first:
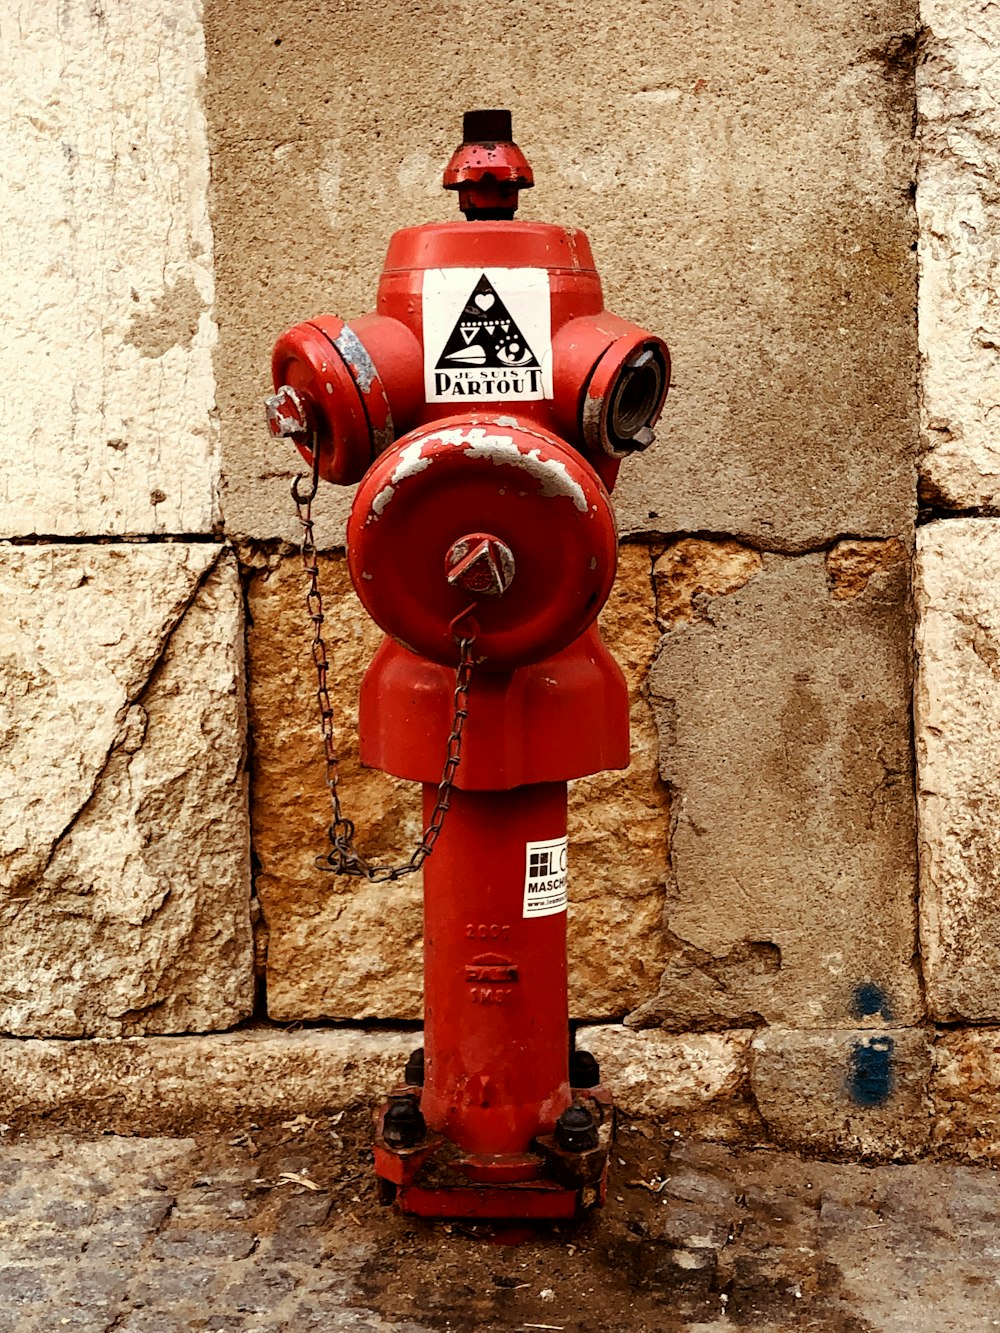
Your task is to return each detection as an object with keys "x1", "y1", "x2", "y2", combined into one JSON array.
[
  {"x1": 622, "y1": 529, "x2": 912, "y2": 558},
  {"x1": 108, "y1": 997, "x2": 171, "y2": 1026},
  {"x1": 25, "y1": 550, "x2": 224, "y2": 892}
]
